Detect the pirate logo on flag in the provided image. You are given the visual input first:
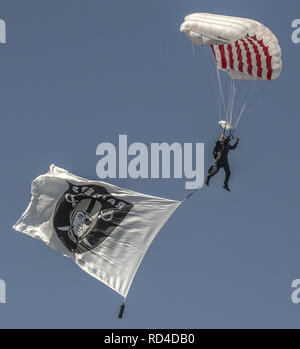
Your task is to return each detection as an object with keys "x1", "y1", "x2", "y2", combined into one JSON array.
[{"x1": 53, "y1": 182, "x2": 133, "y2": 253}]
